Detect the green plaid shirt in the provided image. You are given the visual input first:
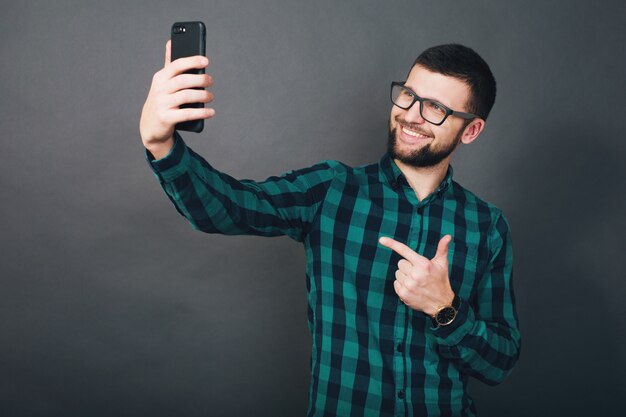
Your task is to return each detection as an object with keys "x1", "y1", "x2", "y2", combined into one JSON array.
[{"x1": 147, "y1": 132, "x2": 520, "y2": 417}]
